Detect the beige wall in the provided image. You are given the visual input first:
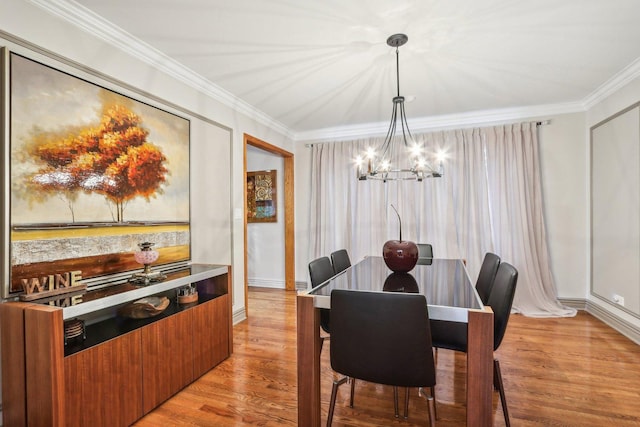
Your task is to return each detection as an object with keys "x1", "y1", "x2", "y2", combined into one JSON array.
[
  {"x1": 1, "y1": 0, "x2": 294, "y2": 321},
  {"x1": 587, "y1": 74, "x2": 640, "y2": 329},
  {"x1": 294, "y1": 143, "x2": 314, "y2": 284},
  {"x1": 538, "y1": 113, "x2": 589, "y2": 299}
]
